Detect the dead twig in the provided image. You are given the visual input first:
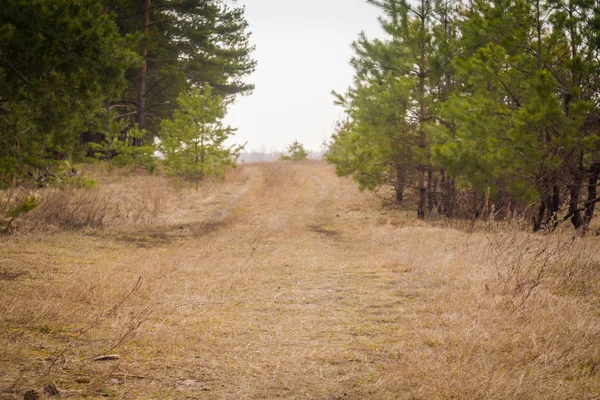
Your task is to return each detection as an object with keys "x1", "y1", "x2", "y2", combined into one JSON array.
[{"x1": 45, "y1": 277, "x2": 143, "y2": 374}]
